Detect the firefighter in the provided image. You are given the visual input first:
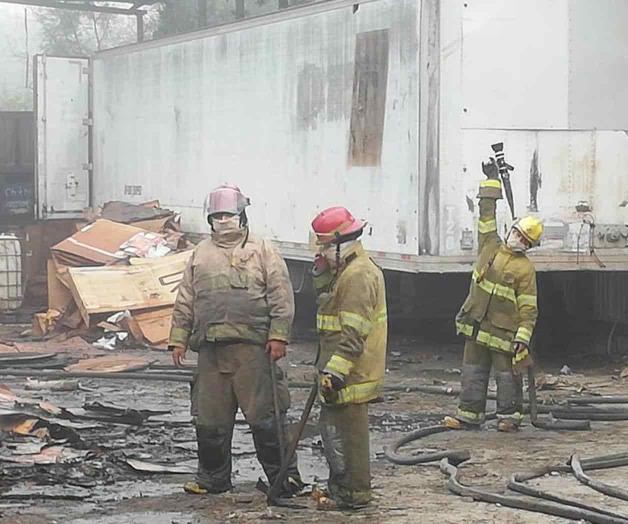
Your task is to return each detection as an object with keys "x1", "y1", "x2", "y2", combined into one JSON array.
[
  {"x1": 444, "y1": 159, "x2": 543, "y2": 432},
  {"x1": 310, "y1": 206, "x2": 387, "y2": 509},
  {"x1": 168, "y1": 184, "x2": 303, "y2": 495}
]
